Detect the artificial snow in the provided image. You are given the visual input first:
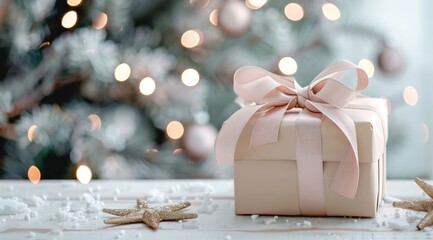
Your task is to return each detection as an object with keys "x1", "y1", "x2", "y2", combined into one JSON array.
[
  {"x1": 20, "y1": 195, "x2": 45, "y2": 207},
  {"x1": 0, "y1": 198, "x2": 30, "y2": 215},
  {"x1": 388, "y1": 220, "x2": 410, "y2": 230}
]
